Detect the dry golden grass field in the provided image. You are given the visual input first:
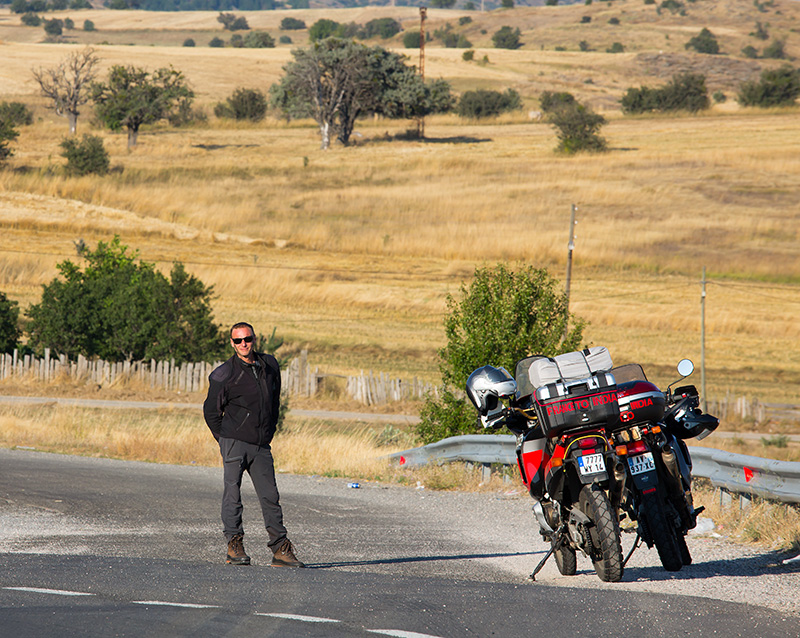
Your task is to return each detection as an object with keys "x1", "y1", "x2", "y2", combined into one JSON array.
[{"x1": 0, "y1": 0, "x2": 799, "y2": 418}]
